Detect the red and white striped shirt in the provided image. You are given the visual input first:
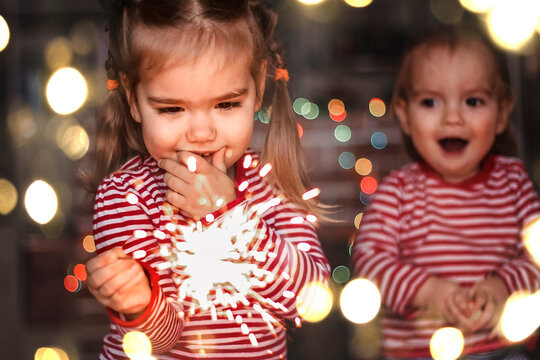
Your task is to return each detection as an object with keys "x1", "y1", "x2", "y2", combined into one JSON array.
[
  {"x1": 93, "y1": 150, "x2": 330, "y2": 359},
  {"x1": 353, "y1": 155, "x2": 540, "y2": 358}
]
